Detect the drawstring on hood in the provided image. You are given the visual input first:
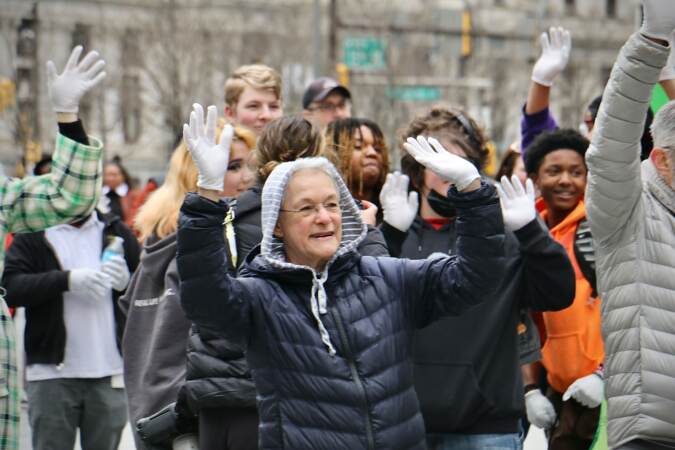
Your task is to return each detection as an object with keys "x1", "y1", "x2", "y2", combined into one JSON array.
[{"x1": 260, "y1": 157, "x2": 367, "y2": 355}]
